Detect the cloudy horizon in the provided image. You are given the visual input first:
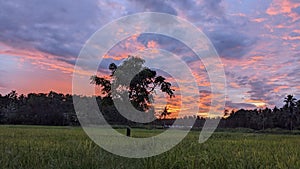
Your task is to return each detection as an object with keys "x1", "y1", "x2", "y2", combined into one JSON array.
[{"x1": 1, "y1": 0, "x2": 299, "y2": 116}]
